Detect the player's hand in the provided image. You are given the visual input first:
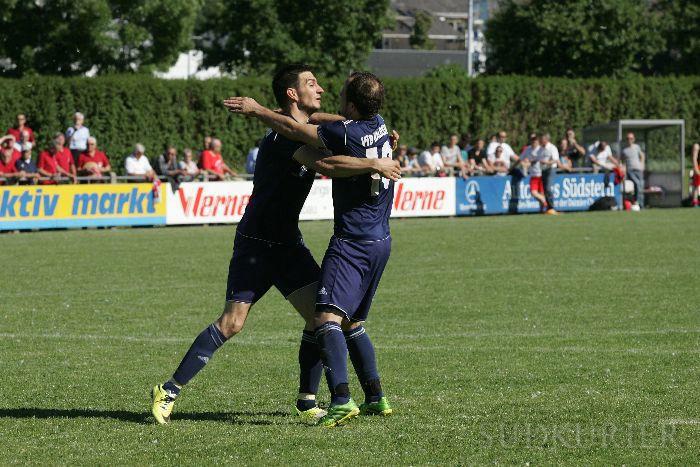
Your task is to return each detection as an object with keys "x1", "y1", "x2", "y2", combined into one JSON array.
[
  {"x1": 374, "y1": 158, "x2": 401, "y2": 182},
  {"x1": 223, "y1": 97, "x2": 262, "y2": 116},
  {"x1": 389, "y1": 130, "x2": 400, "y2": 151}
]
